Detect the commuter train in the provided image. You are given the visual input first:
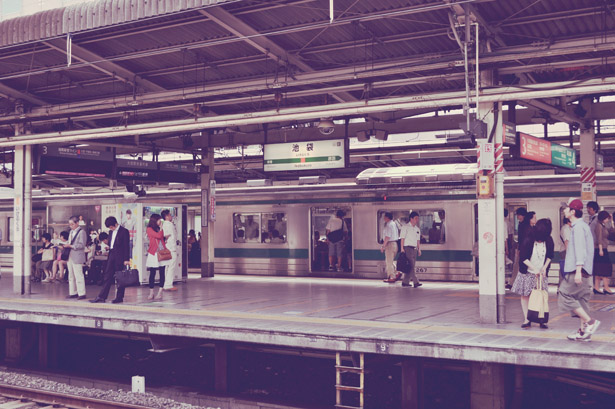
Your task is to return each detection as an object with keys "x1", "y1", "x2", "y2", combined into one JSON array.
[{"x1": 1, "y1": 164, "x2": 614, "y2": 282}]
